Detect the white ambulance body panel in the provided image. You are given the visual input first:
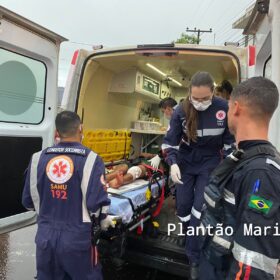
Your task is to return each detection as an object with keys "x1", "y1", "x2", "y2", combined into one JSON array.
[{"x1": 0, "y1": 5, "x2": 66, "y2": 229}]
